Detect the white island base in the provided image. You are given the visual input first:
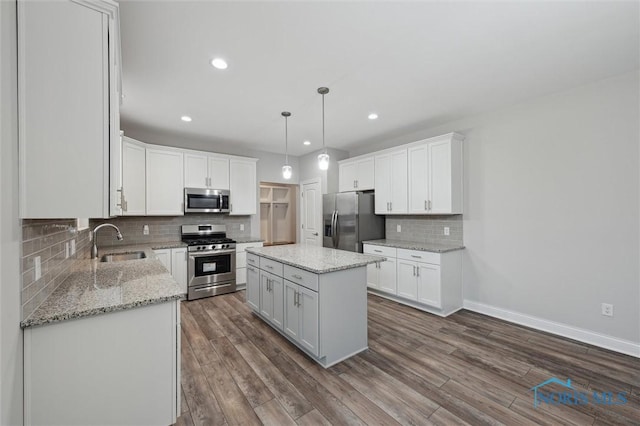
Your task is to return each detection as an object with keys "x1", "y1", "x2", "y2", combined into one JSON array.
[{"x1": 246, "y1": 248, "x2": 375, "y2": 368}]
